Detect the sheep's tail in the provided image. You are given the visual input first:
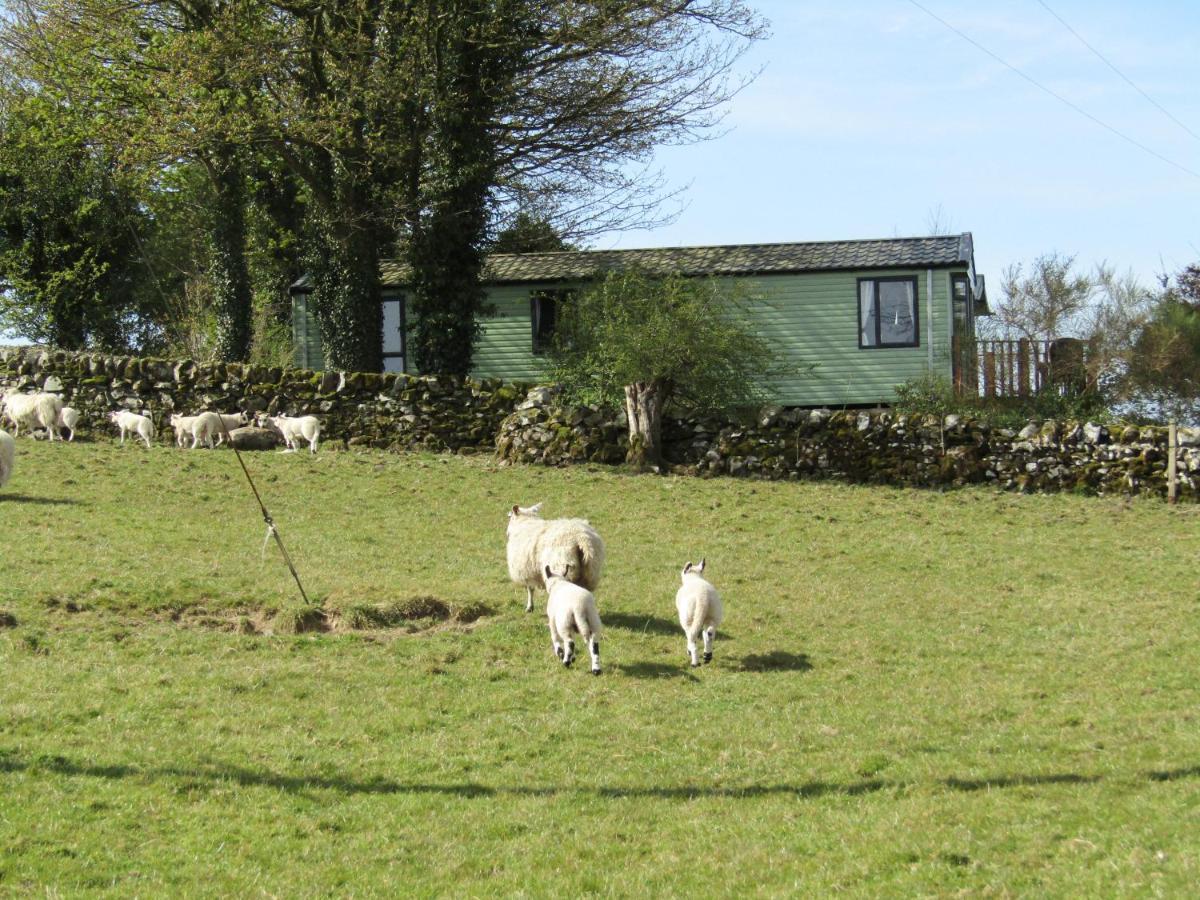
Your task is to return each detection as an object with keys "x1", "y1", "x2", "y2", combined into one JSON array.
[
  {"x1": 574, "y1": 530, "x2": 605, "y2": 591},
  {"x1": 575, "y1": 603, "x2": 602, "y2": 639}
]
